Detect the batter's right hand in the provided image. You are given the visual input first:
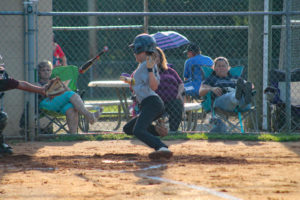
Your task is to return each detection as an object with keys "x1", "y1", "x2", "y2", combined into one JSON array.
[{"x1": 146, "y1": 55, "x2": 156, "y2": 69}]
